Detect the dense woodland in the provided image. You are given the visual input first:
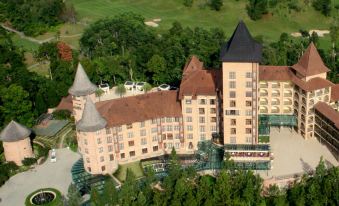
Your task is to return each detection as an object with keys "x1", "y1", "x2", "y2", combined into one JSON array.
[{"x1": 74, "y1": 149, "x2": 339, "y2": 206}]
